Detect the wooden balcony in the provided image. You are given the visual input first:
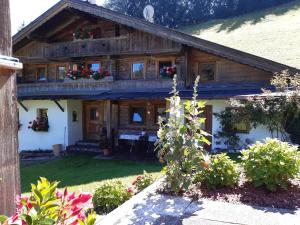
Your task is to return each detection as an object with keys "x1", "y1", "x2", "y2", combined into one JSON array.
[
  {"x1": 17, "y1": 78, "x2": 183, "y2": 99},
  {"x1": 16, "y1": 36, "x2": 182, "y2": 61}
]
